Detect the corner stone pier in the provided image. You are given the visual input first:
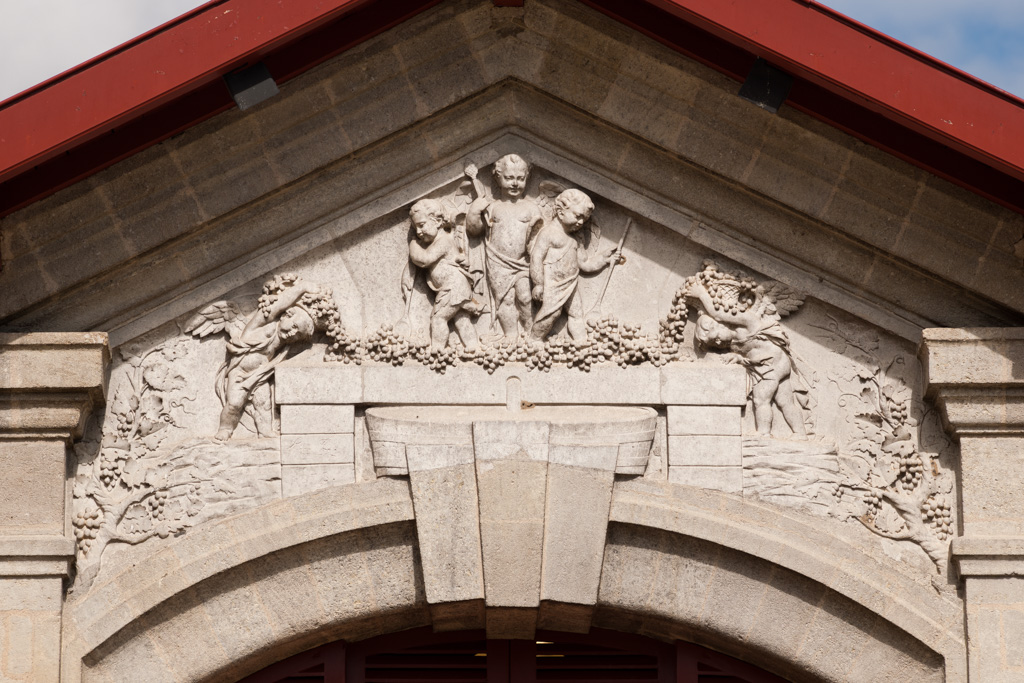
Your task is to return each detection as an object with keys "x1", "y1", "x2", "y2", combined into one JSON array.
[
  {"x1": 365, "y1": 404, "x2": 657, "y2": 638},
  {"x1": 0, "y1": 333, "x2": 109, "y2": 682},
  {"x1": 922, "y1": 328, "x2": 1024, "y2": 683}
]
